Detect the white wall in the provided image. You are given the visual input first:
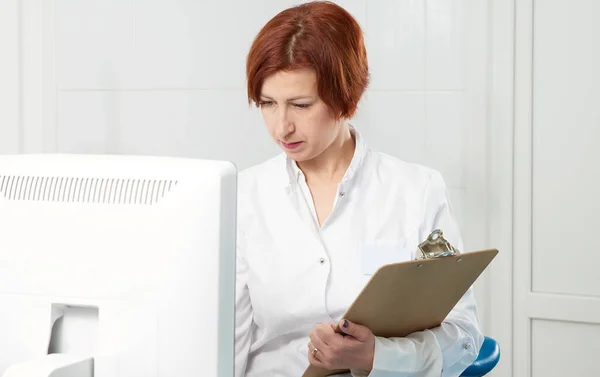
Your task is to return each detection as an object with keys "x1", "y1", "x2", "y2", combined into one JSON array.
[
  {"x1": 10, "y1": 2, "x2": 489, "y2": 232},
  {"x1": 0, "y1": 0, "x2": 20, "y2": 154},
  {"x1": 3, "y1": 0, "x2": 497, "y2": 369}
]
